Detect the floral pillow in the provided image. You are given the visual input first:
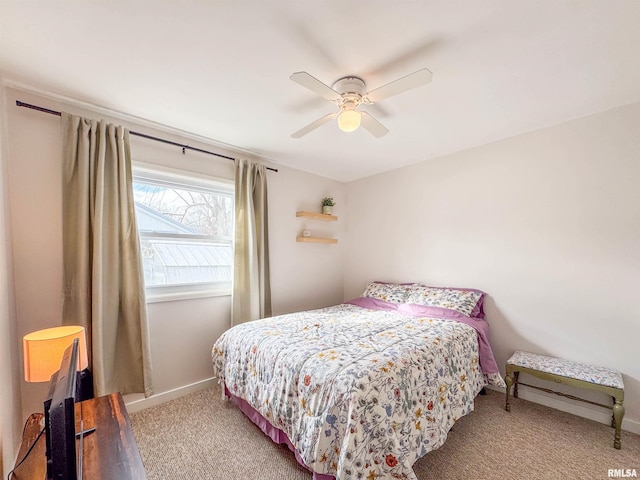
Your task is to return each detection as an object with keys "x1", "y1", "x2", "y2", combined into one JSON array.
[
  {"x1": 406, "y1": 284, "x2": 484, "y2": 318},
  {"x1": 361, "y1": 282, "x2": 414, "y2": 304},
  {"x1": 361, "y1": 281, "x2": 485, "y2": 318}
]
